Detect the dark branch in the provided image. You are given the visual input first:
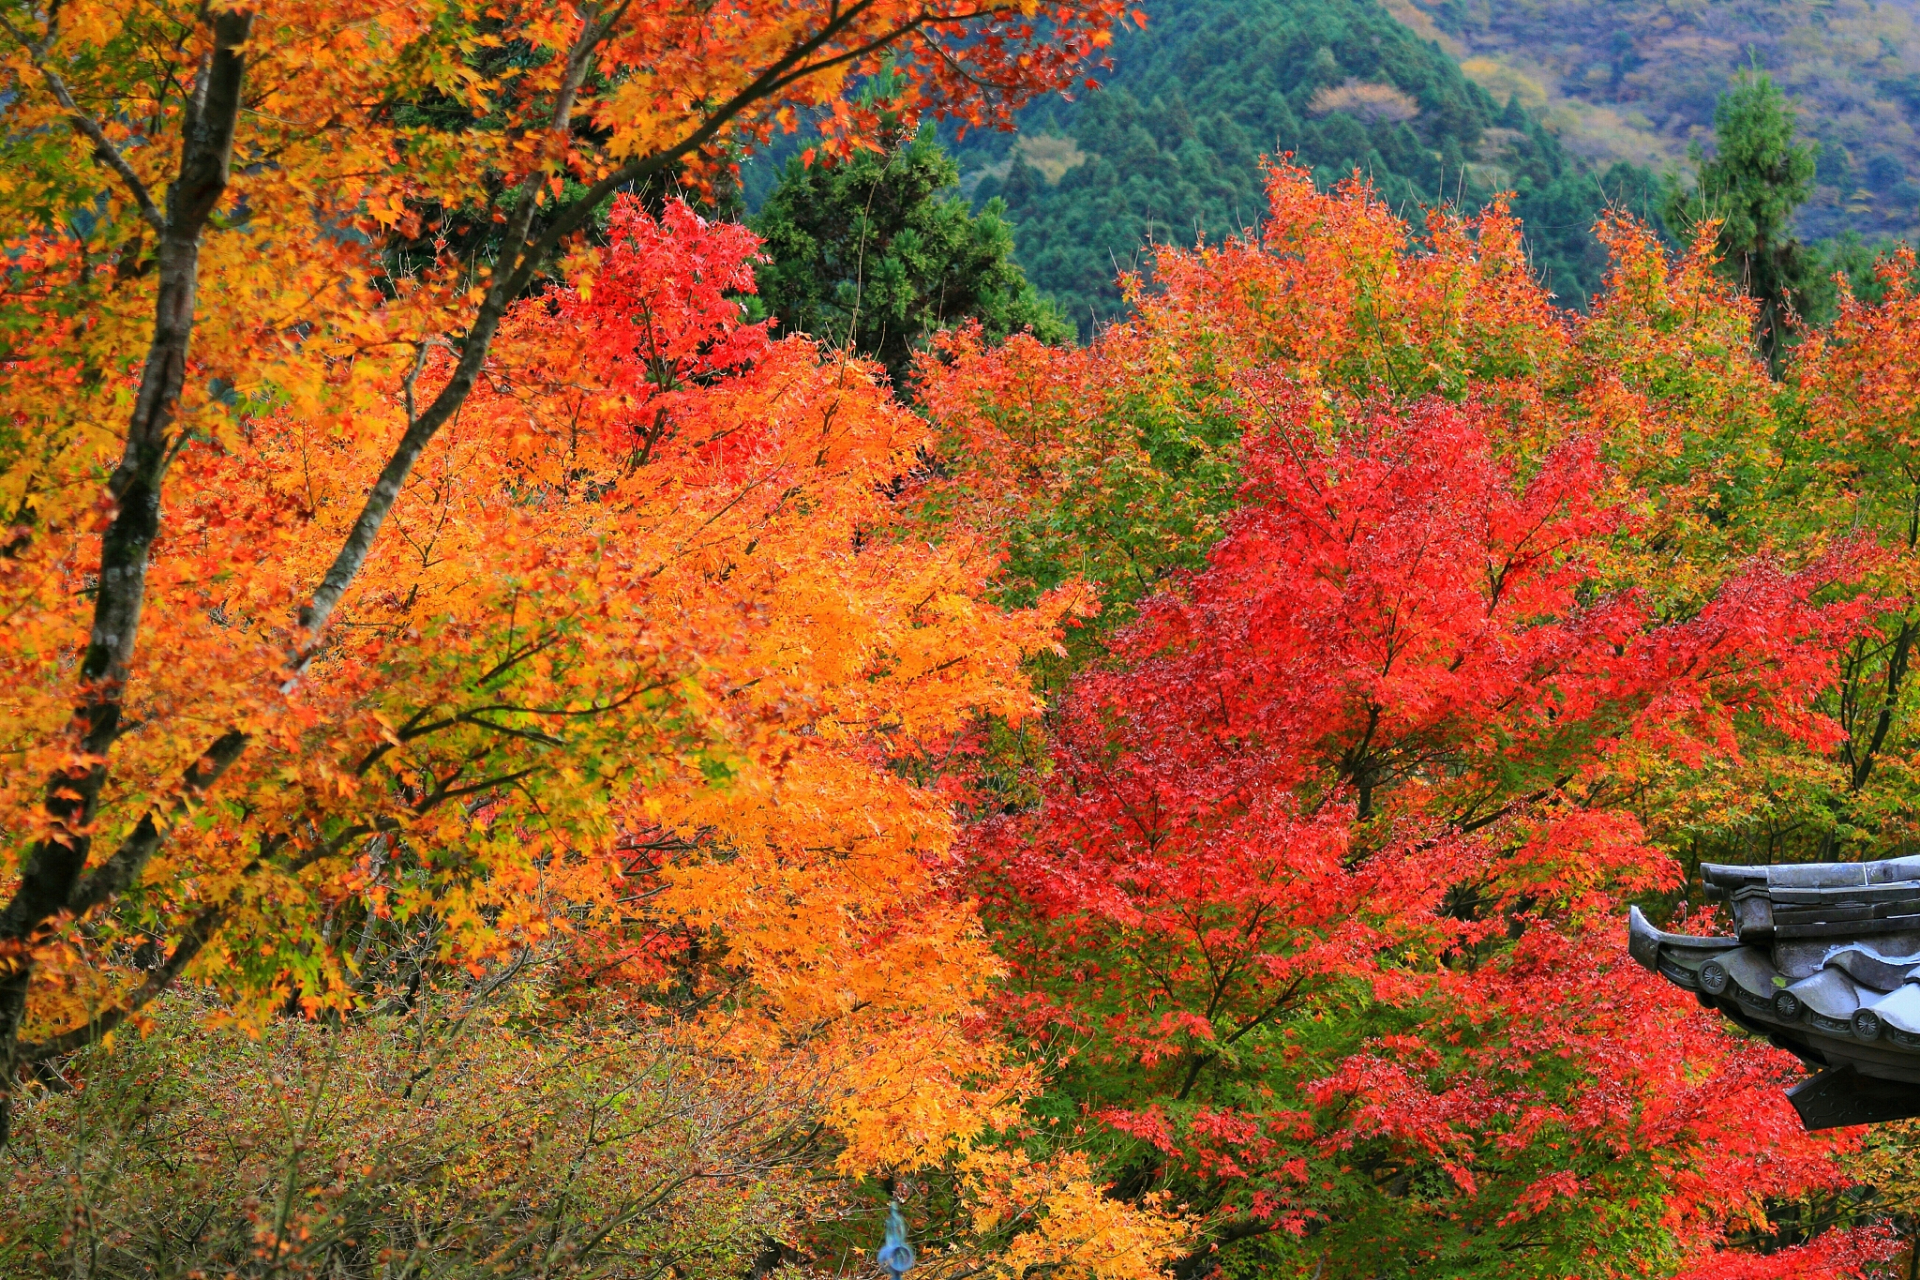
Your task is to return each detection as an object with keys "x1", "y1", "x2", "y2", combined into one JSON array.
[{"x1": 67, "y1": 729, "x2": 250, "y2": 918}]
